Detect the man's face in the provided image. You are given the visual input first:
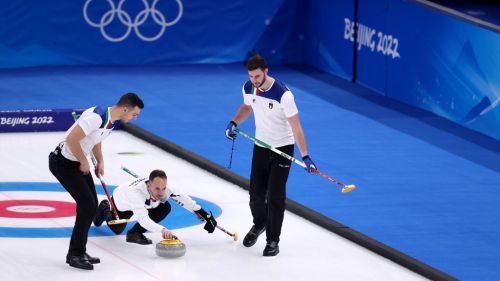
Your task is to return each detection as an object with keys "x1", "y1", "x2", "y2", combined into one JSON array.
[
  {"x1": 147, "y1": 177, "x2": 167, "y2": 201},
  {"x1": 248, "y1": 68, "x2": 268, "y2": 88},
  {"x1": 121, "y1": 106, "x2": 141, "y2": 123}
]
